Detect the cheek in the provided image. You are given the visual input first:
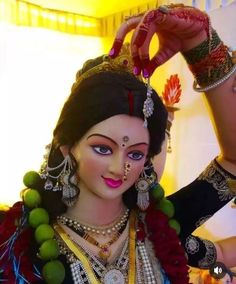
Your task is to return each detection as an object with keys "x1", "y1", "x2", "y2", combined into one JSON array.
[{"x1": 78, "y1": 154, "x2": 107, "y2": 177}]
